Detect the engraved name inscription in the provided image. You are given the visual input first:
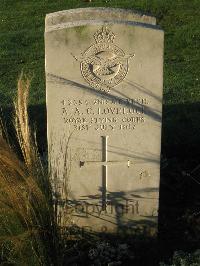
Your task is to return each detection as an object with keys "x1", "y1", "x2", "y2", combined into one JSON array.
[{"x1": 61, "y1": 97, "x2": 148, "y2": 131}]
